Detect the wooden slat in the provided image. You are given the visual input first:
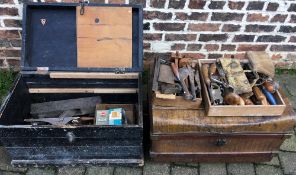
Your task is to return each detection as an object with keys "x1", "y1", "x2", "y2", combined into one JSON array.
[
  {"x1": 50, "y1": 72, "x2": 138, "y2": 79},
  {"x1": 76, "y1": 6, "x2": 132, "y2": 68},
  {"x1": 29, "y1": 88, "x2": 138, "y2": 94}
]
